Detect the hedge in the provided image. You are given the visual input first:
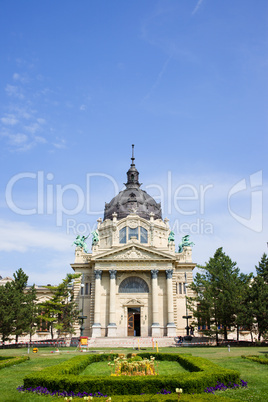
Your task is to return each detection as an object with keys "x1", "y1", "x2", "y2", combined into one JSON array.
[
  {"x1": 57, "y1": 394, "x2": 237, "y2": 401},
  {"x1": 241, "y1": 354, "x2": 268, "y2": 365},
  {"x1": 23, "y1": 353, "x2": 240, "y2": 396},
  {"x1": 0, "y1": 355, "x2": 29, "y2": 370}
]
